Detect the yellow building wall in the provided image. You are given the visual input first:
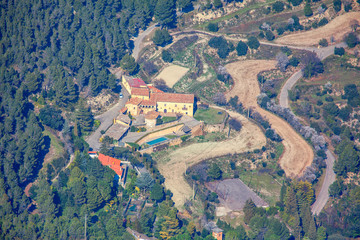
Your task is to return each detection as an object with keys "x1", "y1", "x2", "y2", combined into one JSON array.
[
  {"x1": 157, "y1": 102, "x2": 194, "y2": 116},
  {"x1": 122, "y1": 76, "x2": 132, "y2": 94},
  {"x1": 126, "y1": 103, "x2": 139, "y2": 116},
  {"x1": 132, "y1": 94, "x2": 149, "y2": 100}
]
